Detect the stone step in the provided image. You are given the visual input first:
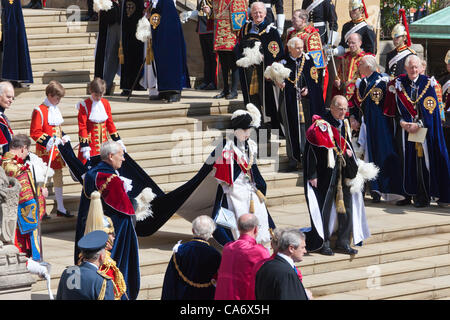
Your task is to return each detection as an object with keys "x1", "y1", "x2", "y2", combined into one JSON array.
[
  {"x1": 30, "y1": 70, "x2": 93, "y2": 85},
  {"x1": 30, "y1": 56, "x2": 95, "y2": 72},
  {"x1": 316, "y1": 274, "x2": 450, "y2": 300},
  {"x1": 29, "y1": 42, "x2": 96, "y2": 59},
  {"x1": 15, "y1": 83, "x2": 89, "y2": 98},
  {"x1": 22, "y1": 8, "x2": 73, "y2": 25},
  {"x1": 302, "y1": 253, "x2": 450, "y2": 298},
  {"x1": 27, "y1": 32, "x2": 97, "y2": 46},
  {"x1": 23, "y1": 8, "x2": 70, "y2": 23},
  {"x1": 299, "y1": 232, "x2": 450, "y2": 278},
  {"x1": 25, "y1": 21, "x2": 98, "y2": 35}
]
